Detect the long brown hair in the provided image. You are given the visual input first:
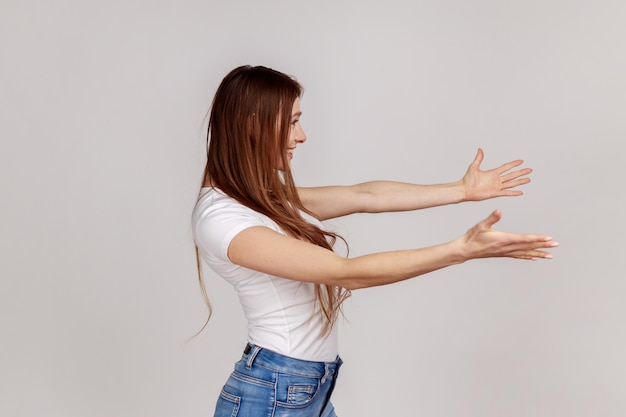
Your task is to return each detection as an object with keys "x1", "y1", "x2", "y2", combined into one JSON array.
[{"x1": 196, "y1": 65, "x2": 350, "y2": 334}]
